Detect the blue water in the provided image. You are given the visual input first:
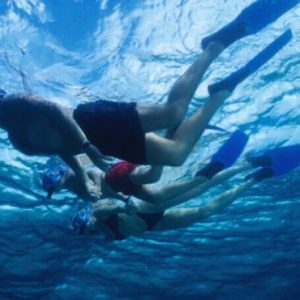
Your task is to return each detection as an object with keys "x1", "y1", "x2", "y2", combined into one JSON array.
[{"x1": 0, "y1": 0, "x2": 300, "y2": 299}]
